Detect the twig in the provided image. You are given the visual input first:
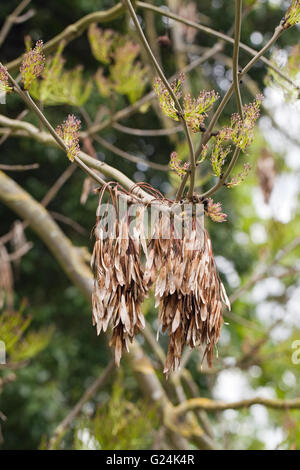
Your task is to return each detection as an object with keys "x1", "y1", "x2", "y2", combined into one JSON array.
[
  {"x1": 200, "y1": 23, "x2": 284, "y2": 154},
  {"x1": 233, "y1": 0, "x2": 243, "y2": 119},
  {"x1": 0, "y1": 0, "x2": 32, "y2": 48},
  {"x1": 230, "y1": 236, "x2": 300, "y2": 304},
  {"x1": 48, "y1": 360, "x2": 115, "y2": 449},
  {"x1": 136, "y1": 2, "x2": 299, "y2": 93},
  {"x1": 3, "y1": 67, "x2": 107, "y2": 189},
  {"x1": 113, "y1": 122, "x2": 183, "y2": 137},
  {"x1": 0, "y1": 163, "x2": 39, "y2": 171},
  {"x1": 5, "y1": 3, "x2": 125, "y2": 71},
  {"x1": 174, "y1": 396, "x2": 300, "y2": 416},
  {"x1": 122, "y1": 0, "x2": 196, "y2": 198},
  {"x1": 50, "y1": 211, "x2": 88, "y2": 235},
  {"x1": 0, "y1": 242, "x2": 33, "y2": 262},
  {"x1": 0, "y1": 110, "x2": 28, "y2": 146},
  {"x1": 93, "y1": 134, "x2": 169, "y2": 172},
  {"x1": 83, "y1": 44, "x2": 224, "y2": 139}
]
